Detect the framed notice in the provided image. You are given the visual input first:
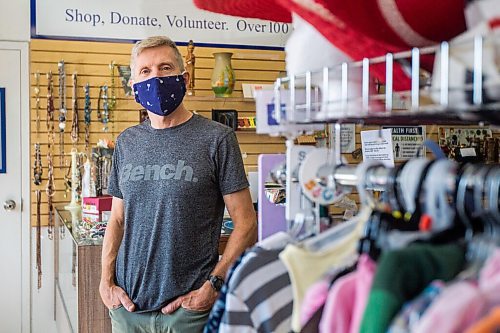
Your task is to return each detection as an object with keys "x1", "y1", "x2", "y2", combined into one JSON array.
[
  {"x1": 0, "y1": 88, "x2": 6, "y2": 173},
  {"x1": 31, "y1": 0, "x2": 291, "y2": 49},
  {"x1": 382, "y1": 126, "x2": 426, "y2": 161}
]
